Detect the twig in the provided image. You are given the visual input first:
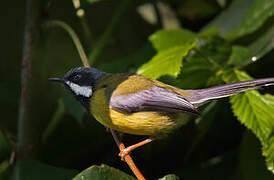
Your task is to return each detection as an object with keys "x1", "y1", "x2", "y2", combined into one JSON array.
[
  {"x1": 44, "y1": 20, "x2": 90, "y2": 67},
  {"x1": 110, "y1": 130, "x2": 145, "y2": 180},
  {"x1": 88, "y1": 0, "x2": 130, "y2": 65},
  {"x1": 17, "y1": 0, "x2": 41, "y2": 160}
]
